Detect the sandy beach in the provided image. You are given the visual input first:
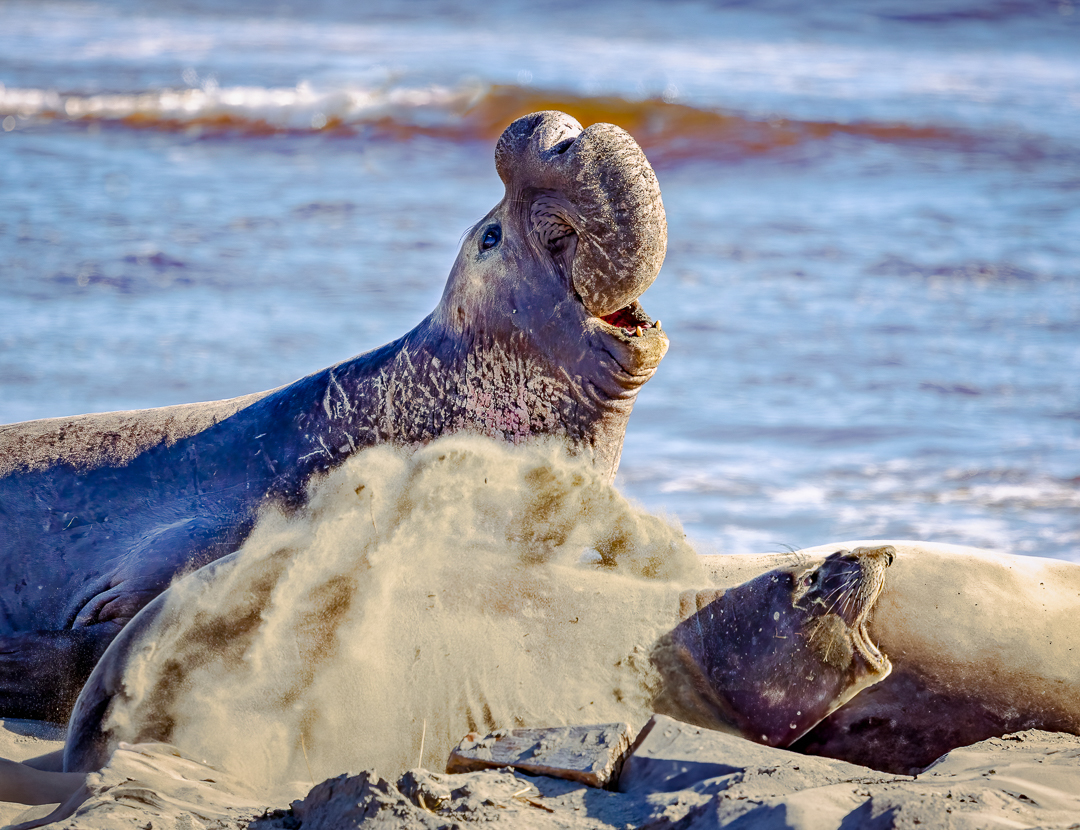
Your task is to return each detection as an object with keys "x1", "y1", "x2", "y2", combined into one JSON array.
[
  {"x1": 5, "y1": 715, "x2": 1080, "y2": 829},
  {"x1": 0, "y1": 721, "x2": 65, "y2": 829}
]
